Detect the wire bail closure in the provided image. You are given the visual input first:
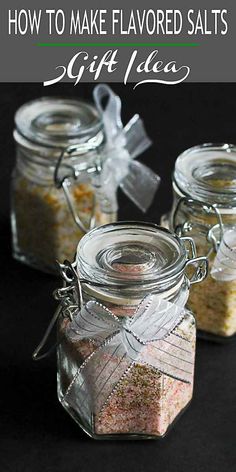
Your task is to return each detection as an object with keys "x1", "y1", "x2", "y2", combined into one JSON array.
[
  {"x1": 179, "y1": 235, "x2": 208, "y2": 284},
  {"x1": 172, "y1": 197, "x2": 224, "y2": 259},
  {"x1": 54, "y1": 144, "x2": 101, "y2": 234},
  {"x1": 32, "y1": 260, "x2": 83, "y2": 361},
  {"x1": 32, "y1": 237, "x2": 208, "y2": 363}
]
